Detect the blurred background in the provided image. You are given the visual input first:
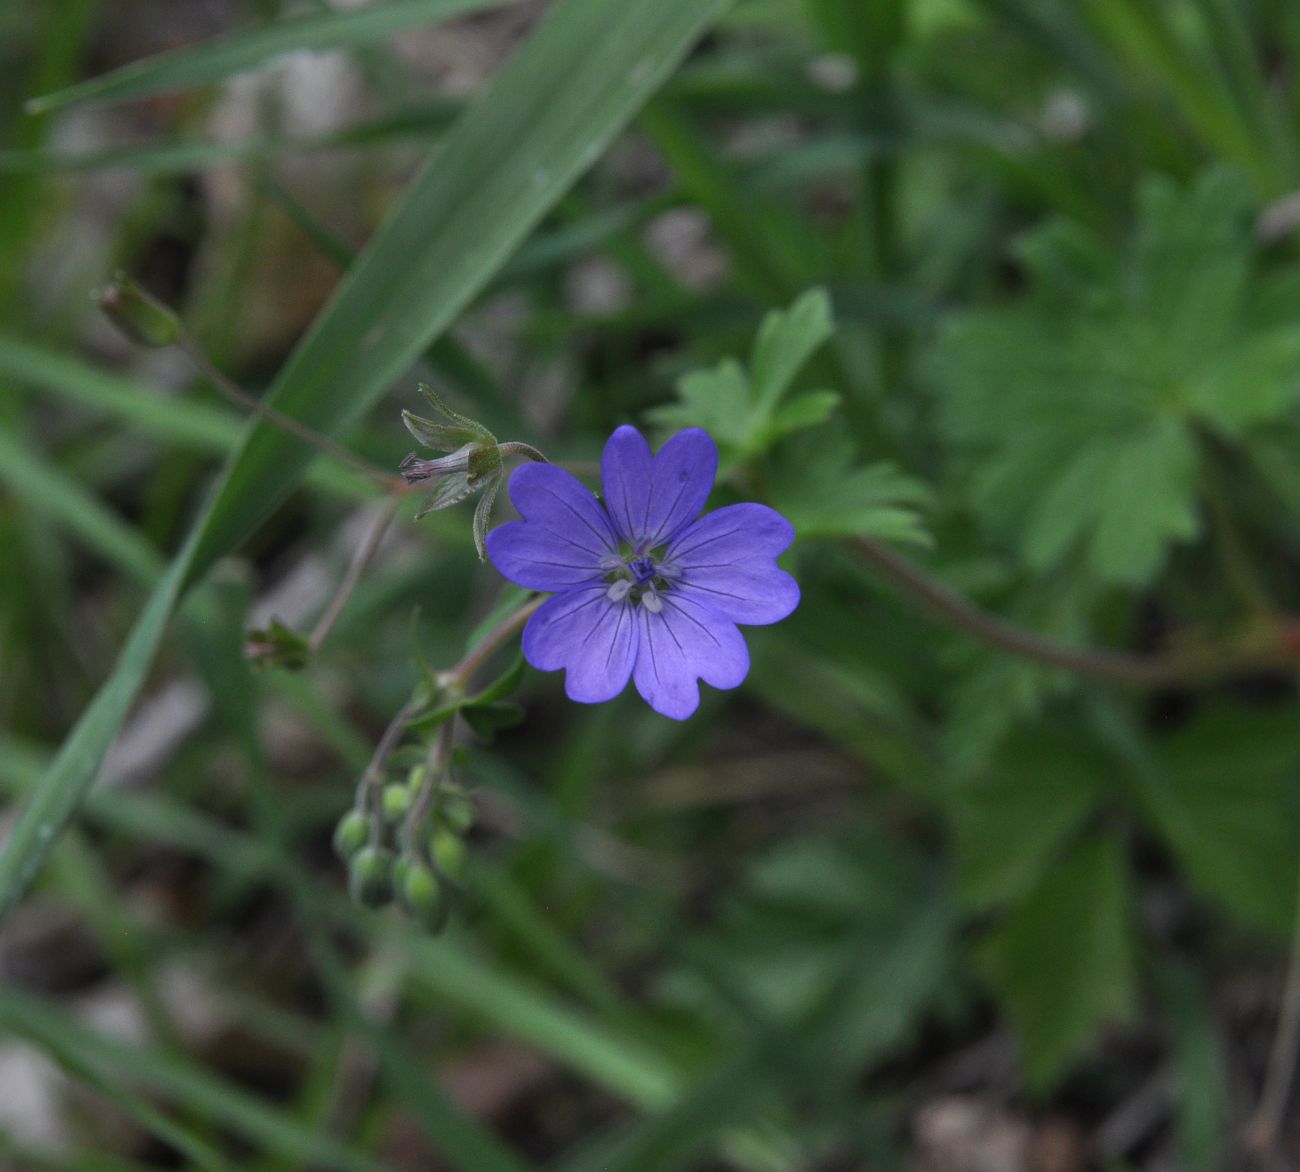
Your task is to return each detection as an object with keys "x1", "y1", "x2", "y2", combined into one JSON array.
[{"x1": 1, "y1": 0, "x2": 1299, "y2": 1168}]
